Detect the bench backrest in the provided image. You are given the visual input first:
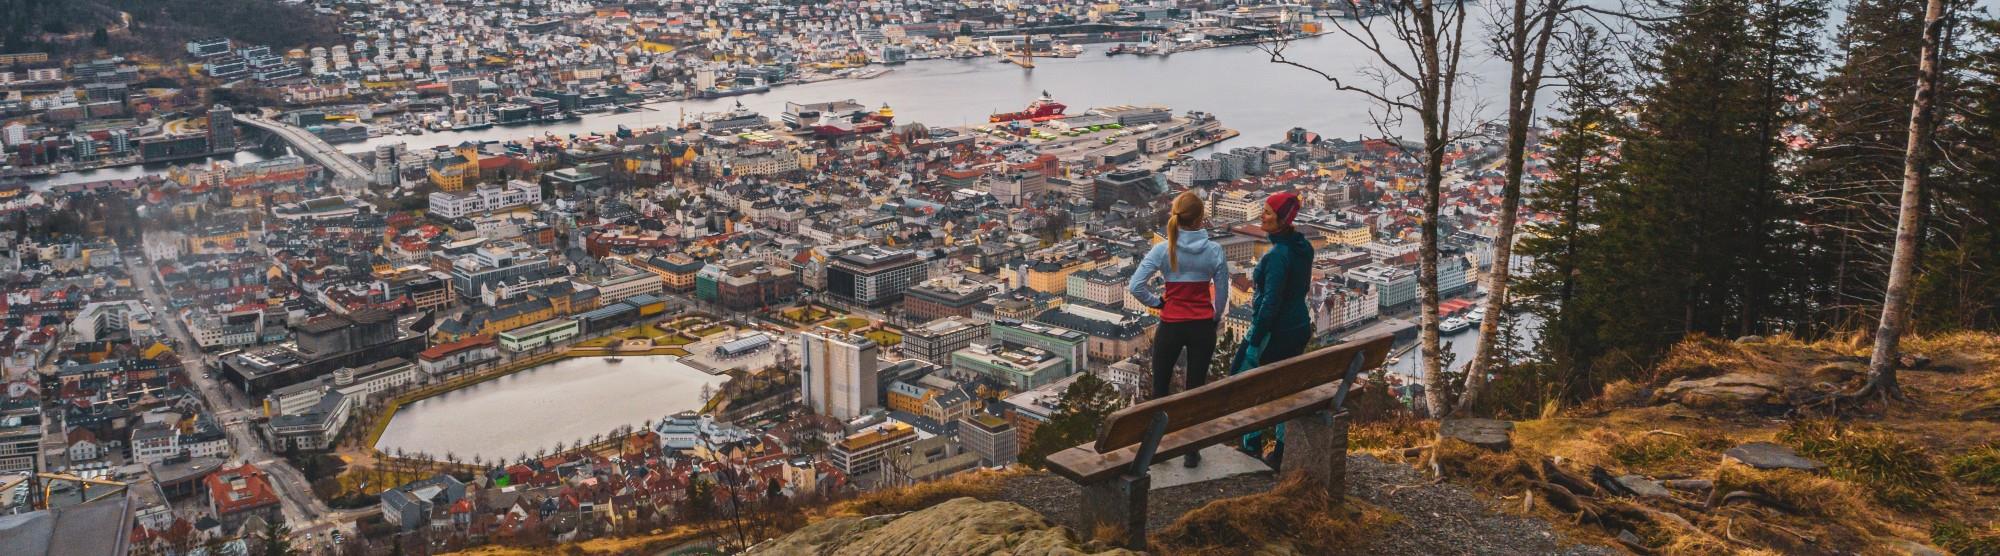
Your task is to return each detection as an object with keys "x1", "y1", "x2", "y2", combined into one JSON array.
[{"x1": 1090, "y1": 333, "x2": 1393, "y2": 453}]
